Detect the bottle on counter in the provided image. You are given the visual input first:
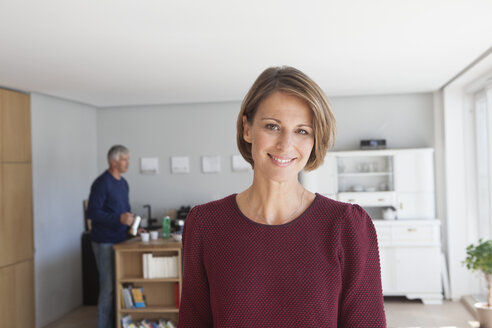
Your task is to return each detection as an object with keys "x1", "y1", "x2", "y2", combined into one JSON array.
[{"x1": 162, "y1": 216, "x2": 171, "y2": 238}]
